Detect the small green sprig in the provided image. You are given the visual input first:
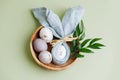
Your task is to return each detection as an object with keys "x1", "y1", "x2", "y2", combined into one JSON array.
[{"x1": 70, "y1": 20, "x2": 105, "y2": 58}]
